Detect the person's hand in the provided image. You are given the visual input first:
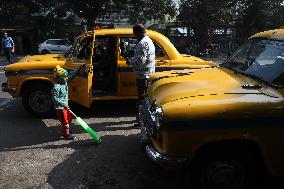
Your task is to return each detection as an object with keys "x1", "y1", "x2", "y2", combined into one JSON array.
[{"x1": 79, "y1": 63, "x2": 88, "y2": 71}]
